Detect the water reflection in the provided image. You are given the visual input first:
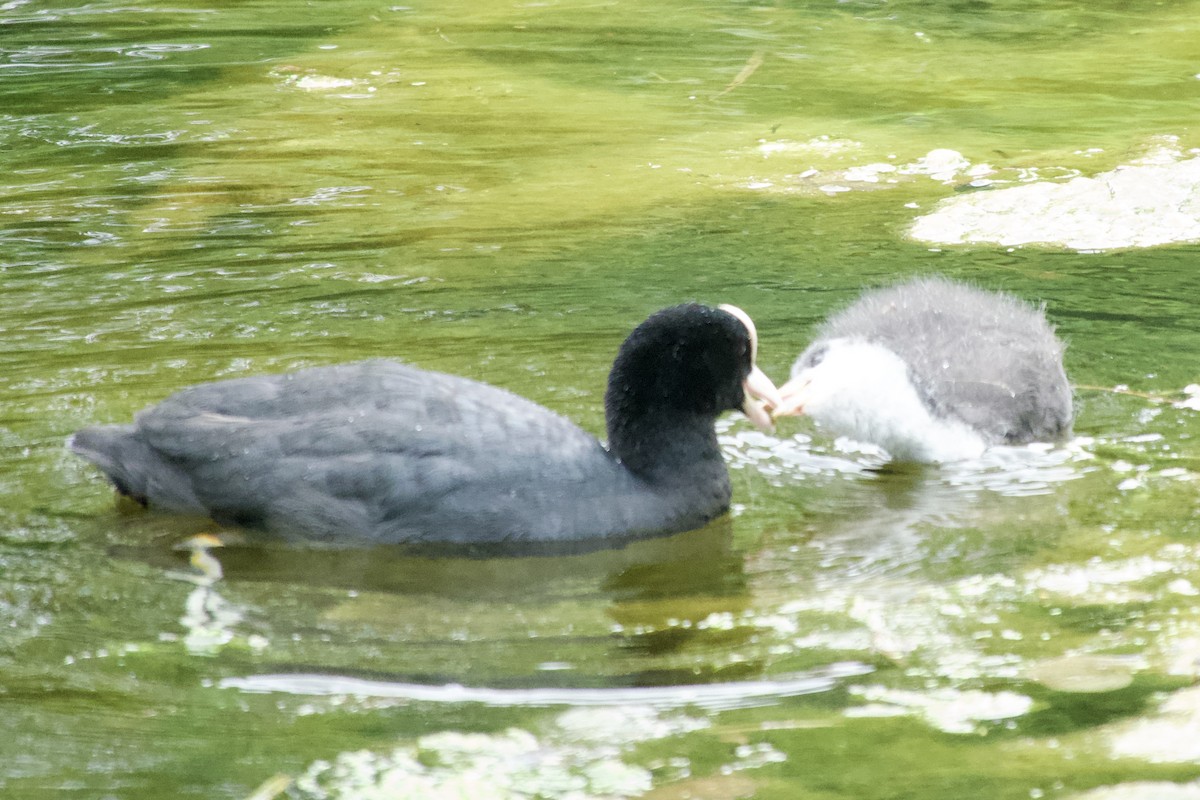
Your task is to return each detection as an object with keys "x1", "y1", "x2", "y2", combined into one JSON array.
[
  {"x1": 162, "y1": 534, "x2": 262, "y2": 656},
  {"x1": 117, "y1": 518, "x2": 766, "y2": 682},
  {"x1": 134, "y1": 518, "x2": 748, "y2": 599},
  {"x1": 727, "y1": 423, "x2": 1093, "y2": 578}
]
